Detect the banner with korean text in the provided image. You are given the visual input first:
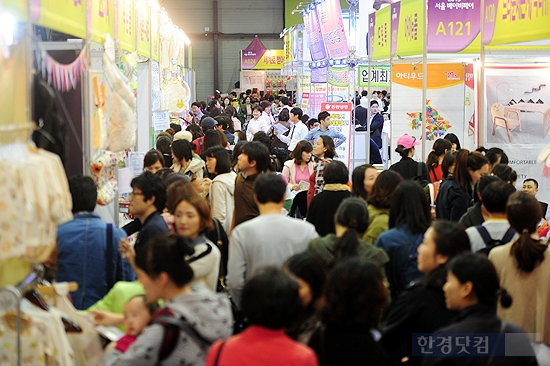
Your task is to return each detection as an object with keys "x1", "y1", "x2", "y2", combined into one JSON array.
[
  {"x1": 372, "y1": 6, "x2": 391, "y2": 60},
  {"x1": 302, "y1": 7, "x2": 328, "y2": 61},
  {"x1": 321, "y1": 102, "x2": 353, "y2": 166},
  {"x1": 117, "y1": 0, "x2": 136, "y2": 52},
  {"x1": 358, "y1": 65, "x2": 391, "y2": 87},
  {"x1": 136, "y1": 0, "x2": 150, "y2": 57},
  {"x1": 284, "y1": 32, "x2": 293, "y2": 64},
  {"x1": 391, "y1": 64, "x2": 466, "y2": 161},
  {"x1": 90, "y1": 0, "x2": 115, "y2": 43},
  {"x1": 151, "y1": 9, "x2": 160, "y2": 61},
  {"x1": 428, "y1": 0, "x2": 481, "y2": 53},
  {"x1": 393, "y1": 0, "x2": 424, "y2": 58},
  {"x1": 241, "y1": 50, "x2": 285, "y2": 70},
  {"x1": 317, "y1": 0, "x2": 349, "y2": 59},
  {"x1": 32, "y1": 0, "x2": 86, "y2": 39},
  {"x1": 483, "y1": 0, "x2": 550, "y2": 45}
]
